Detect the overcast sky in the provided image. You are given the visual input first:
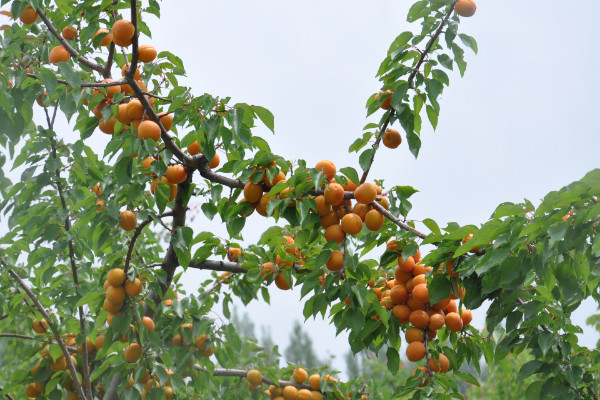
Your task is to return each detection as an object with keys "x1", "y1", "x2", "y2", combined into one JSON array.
[{"x1": 2, "y1": 0, "x2": 600, "y2": 375}]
